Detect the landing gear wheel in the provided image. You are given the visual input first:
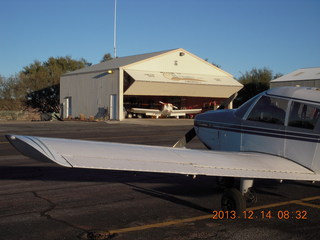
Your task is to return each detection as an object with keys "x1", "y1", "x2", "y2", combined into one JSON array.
[{"x1": 221, "y1": 188, "x2": 246, "y2": 216}]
